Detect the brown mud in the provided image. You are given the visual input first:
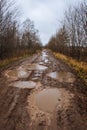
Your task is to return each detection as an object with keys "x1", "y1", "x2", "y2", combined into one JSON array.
[{"x1": 0, "y1": 49, "x2": 87, "y2": 130}]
